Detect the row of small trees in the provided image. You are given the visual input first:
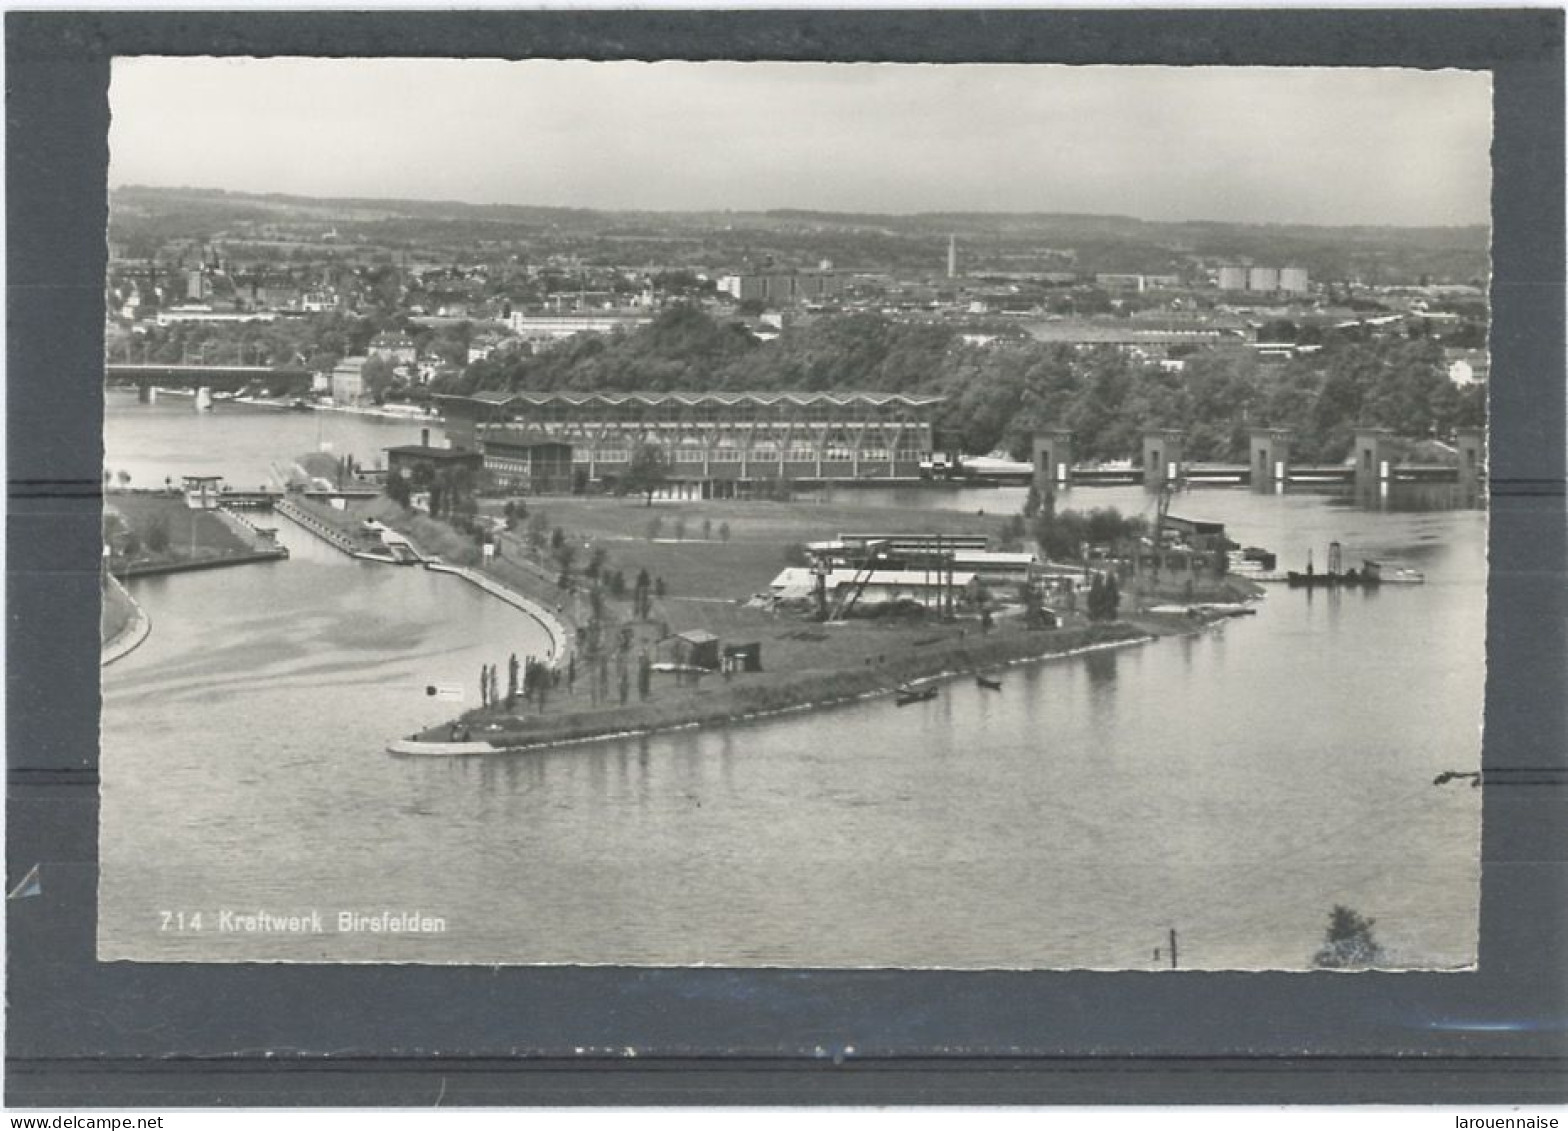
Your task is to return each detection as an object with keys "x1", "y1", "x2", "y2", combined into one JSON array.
[
  {"x1": 644, "y1": 514, "x2": 731, "y2": 543},
  {"x1": 477, "y1": 653, "x2": 559, "y2": 713}
]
